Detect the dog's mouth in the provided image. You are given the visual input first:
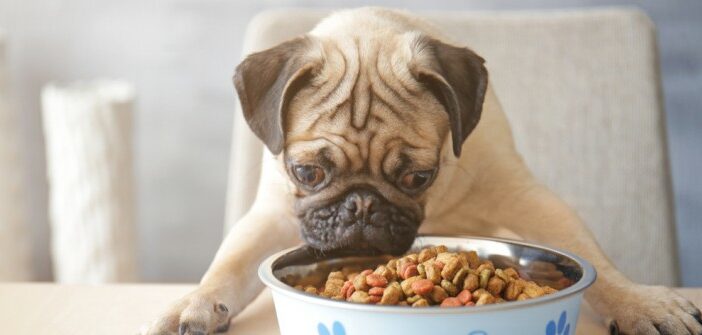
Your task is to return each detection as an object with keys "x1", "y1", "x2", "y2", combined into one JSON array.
[{"x1": 297, "y1": 188, "x2": 421, "y2": 255}]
